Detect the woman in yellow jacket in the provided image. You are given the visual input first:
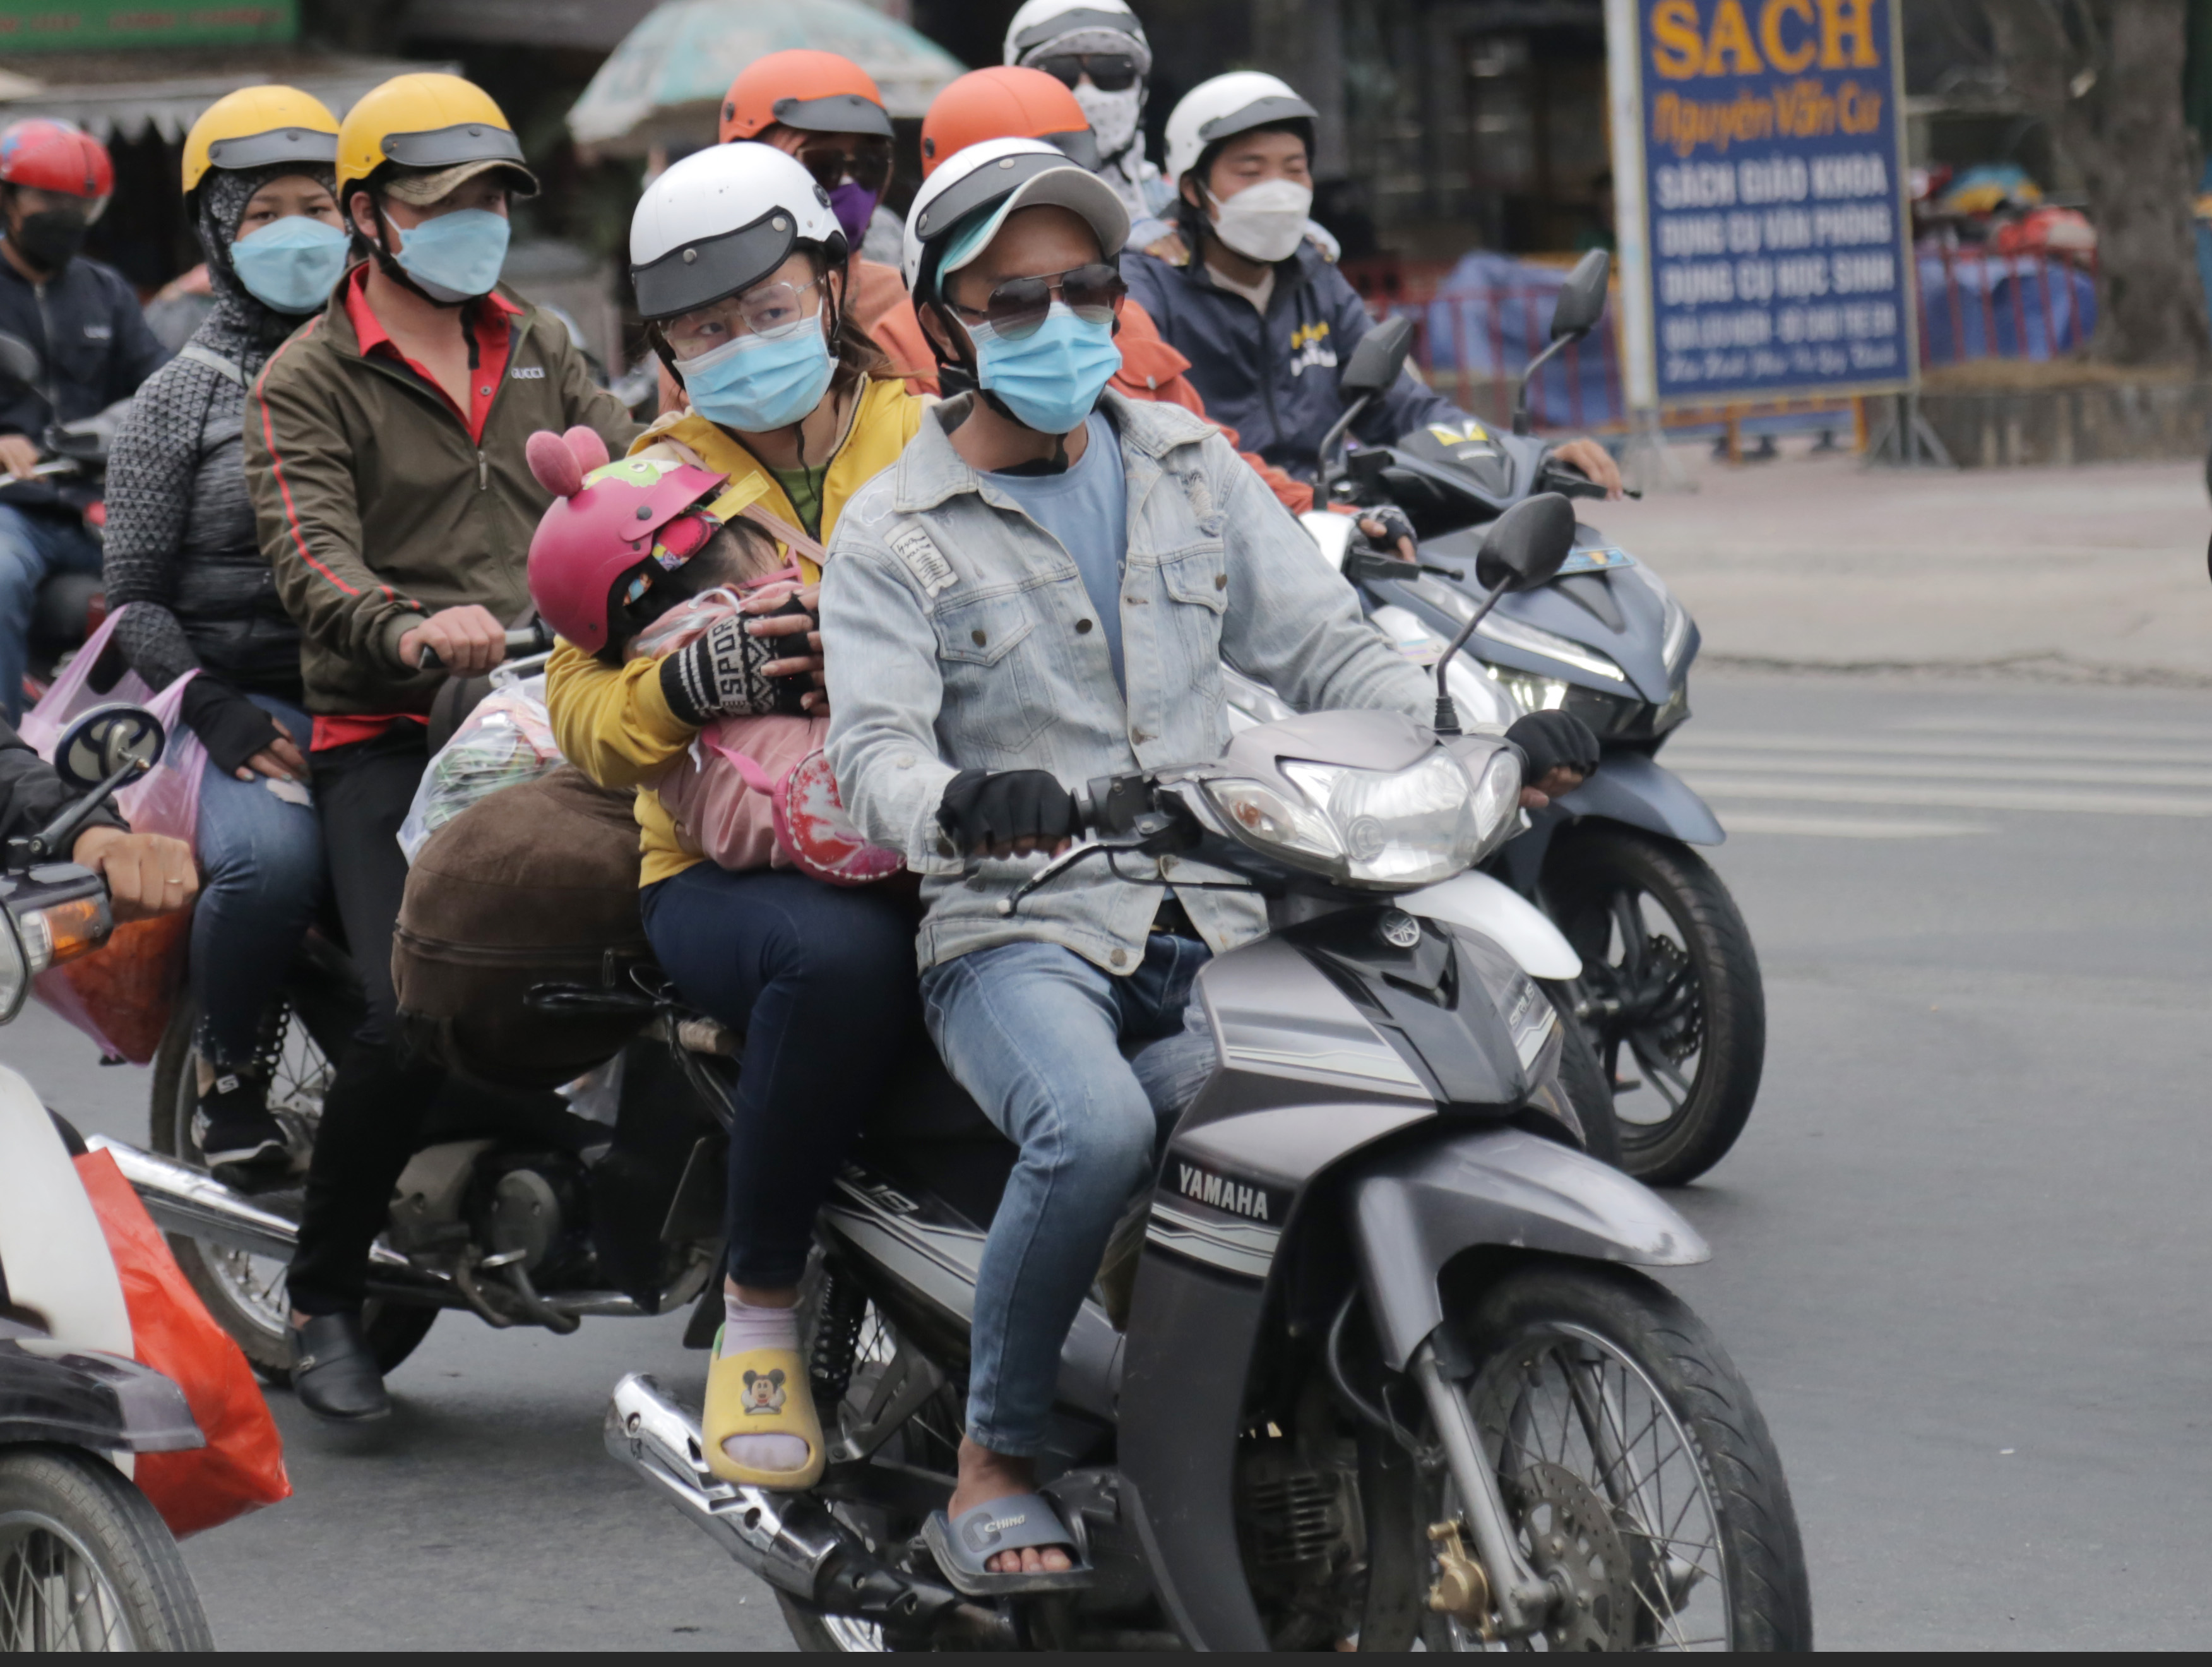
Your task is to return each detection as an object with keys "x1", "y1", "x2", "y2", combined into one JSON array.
[{"x1": 543, "y1": 143, "x2": 924, "y2": 1491}]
